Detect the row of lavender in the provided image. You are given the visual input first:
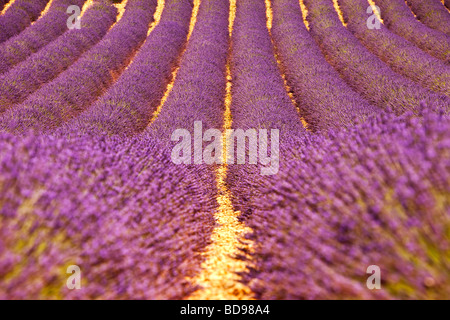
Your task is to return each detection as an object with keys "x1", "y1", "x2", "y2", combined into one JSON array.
[
  {"x1": 226, "y1": 0, "x2": 450, "y2": 299},
  {"x1": 373, "y1": 0, "x2": 450, "y2": 63},
  {"x1": 0, "y1": 0, "x2": 234, "y2": 299},
  {"x1": 406, "y1": 0, "x2": 450, "y2": 36},
  {"x1": 270, "y1": 0, "x2": 377, "y2": 131},
  {"x1": 0, "y1": 0, "x2": 49, "y2": 43},
  {"x1": 226, "y1": 0, "x2": 306, "y2": 218}
]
